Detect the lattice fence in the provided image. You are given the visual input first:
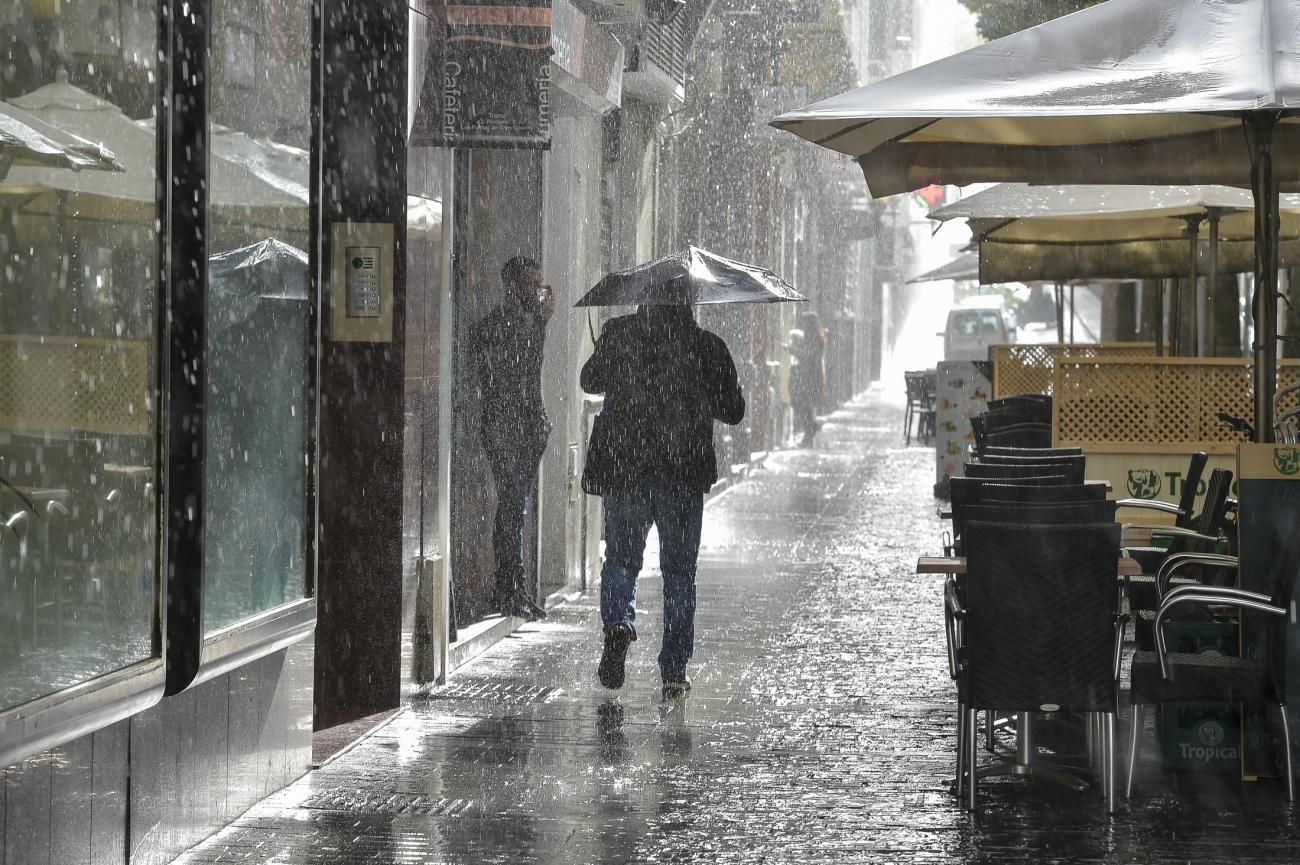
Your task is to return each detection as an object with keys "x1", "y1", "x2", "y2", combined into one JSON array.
[
  {"x1": 0, "y1": 336, "x2": 150, "y2": 435},
  {"x1": 1053, "y1": 358, "x2": 1300, "y2": 454},
  {"x1": 992, "y1": 343, "x2": 1158, "y2": 399}
]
